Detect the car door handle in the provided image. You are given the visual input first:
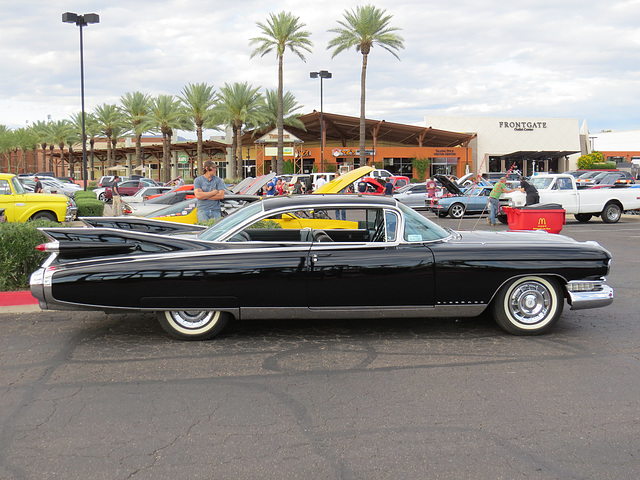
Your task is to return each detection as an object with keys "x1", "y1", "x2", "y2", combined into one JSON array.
[{"x1": 311, "y1": 253, "x2": 332, "y2": 263}]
